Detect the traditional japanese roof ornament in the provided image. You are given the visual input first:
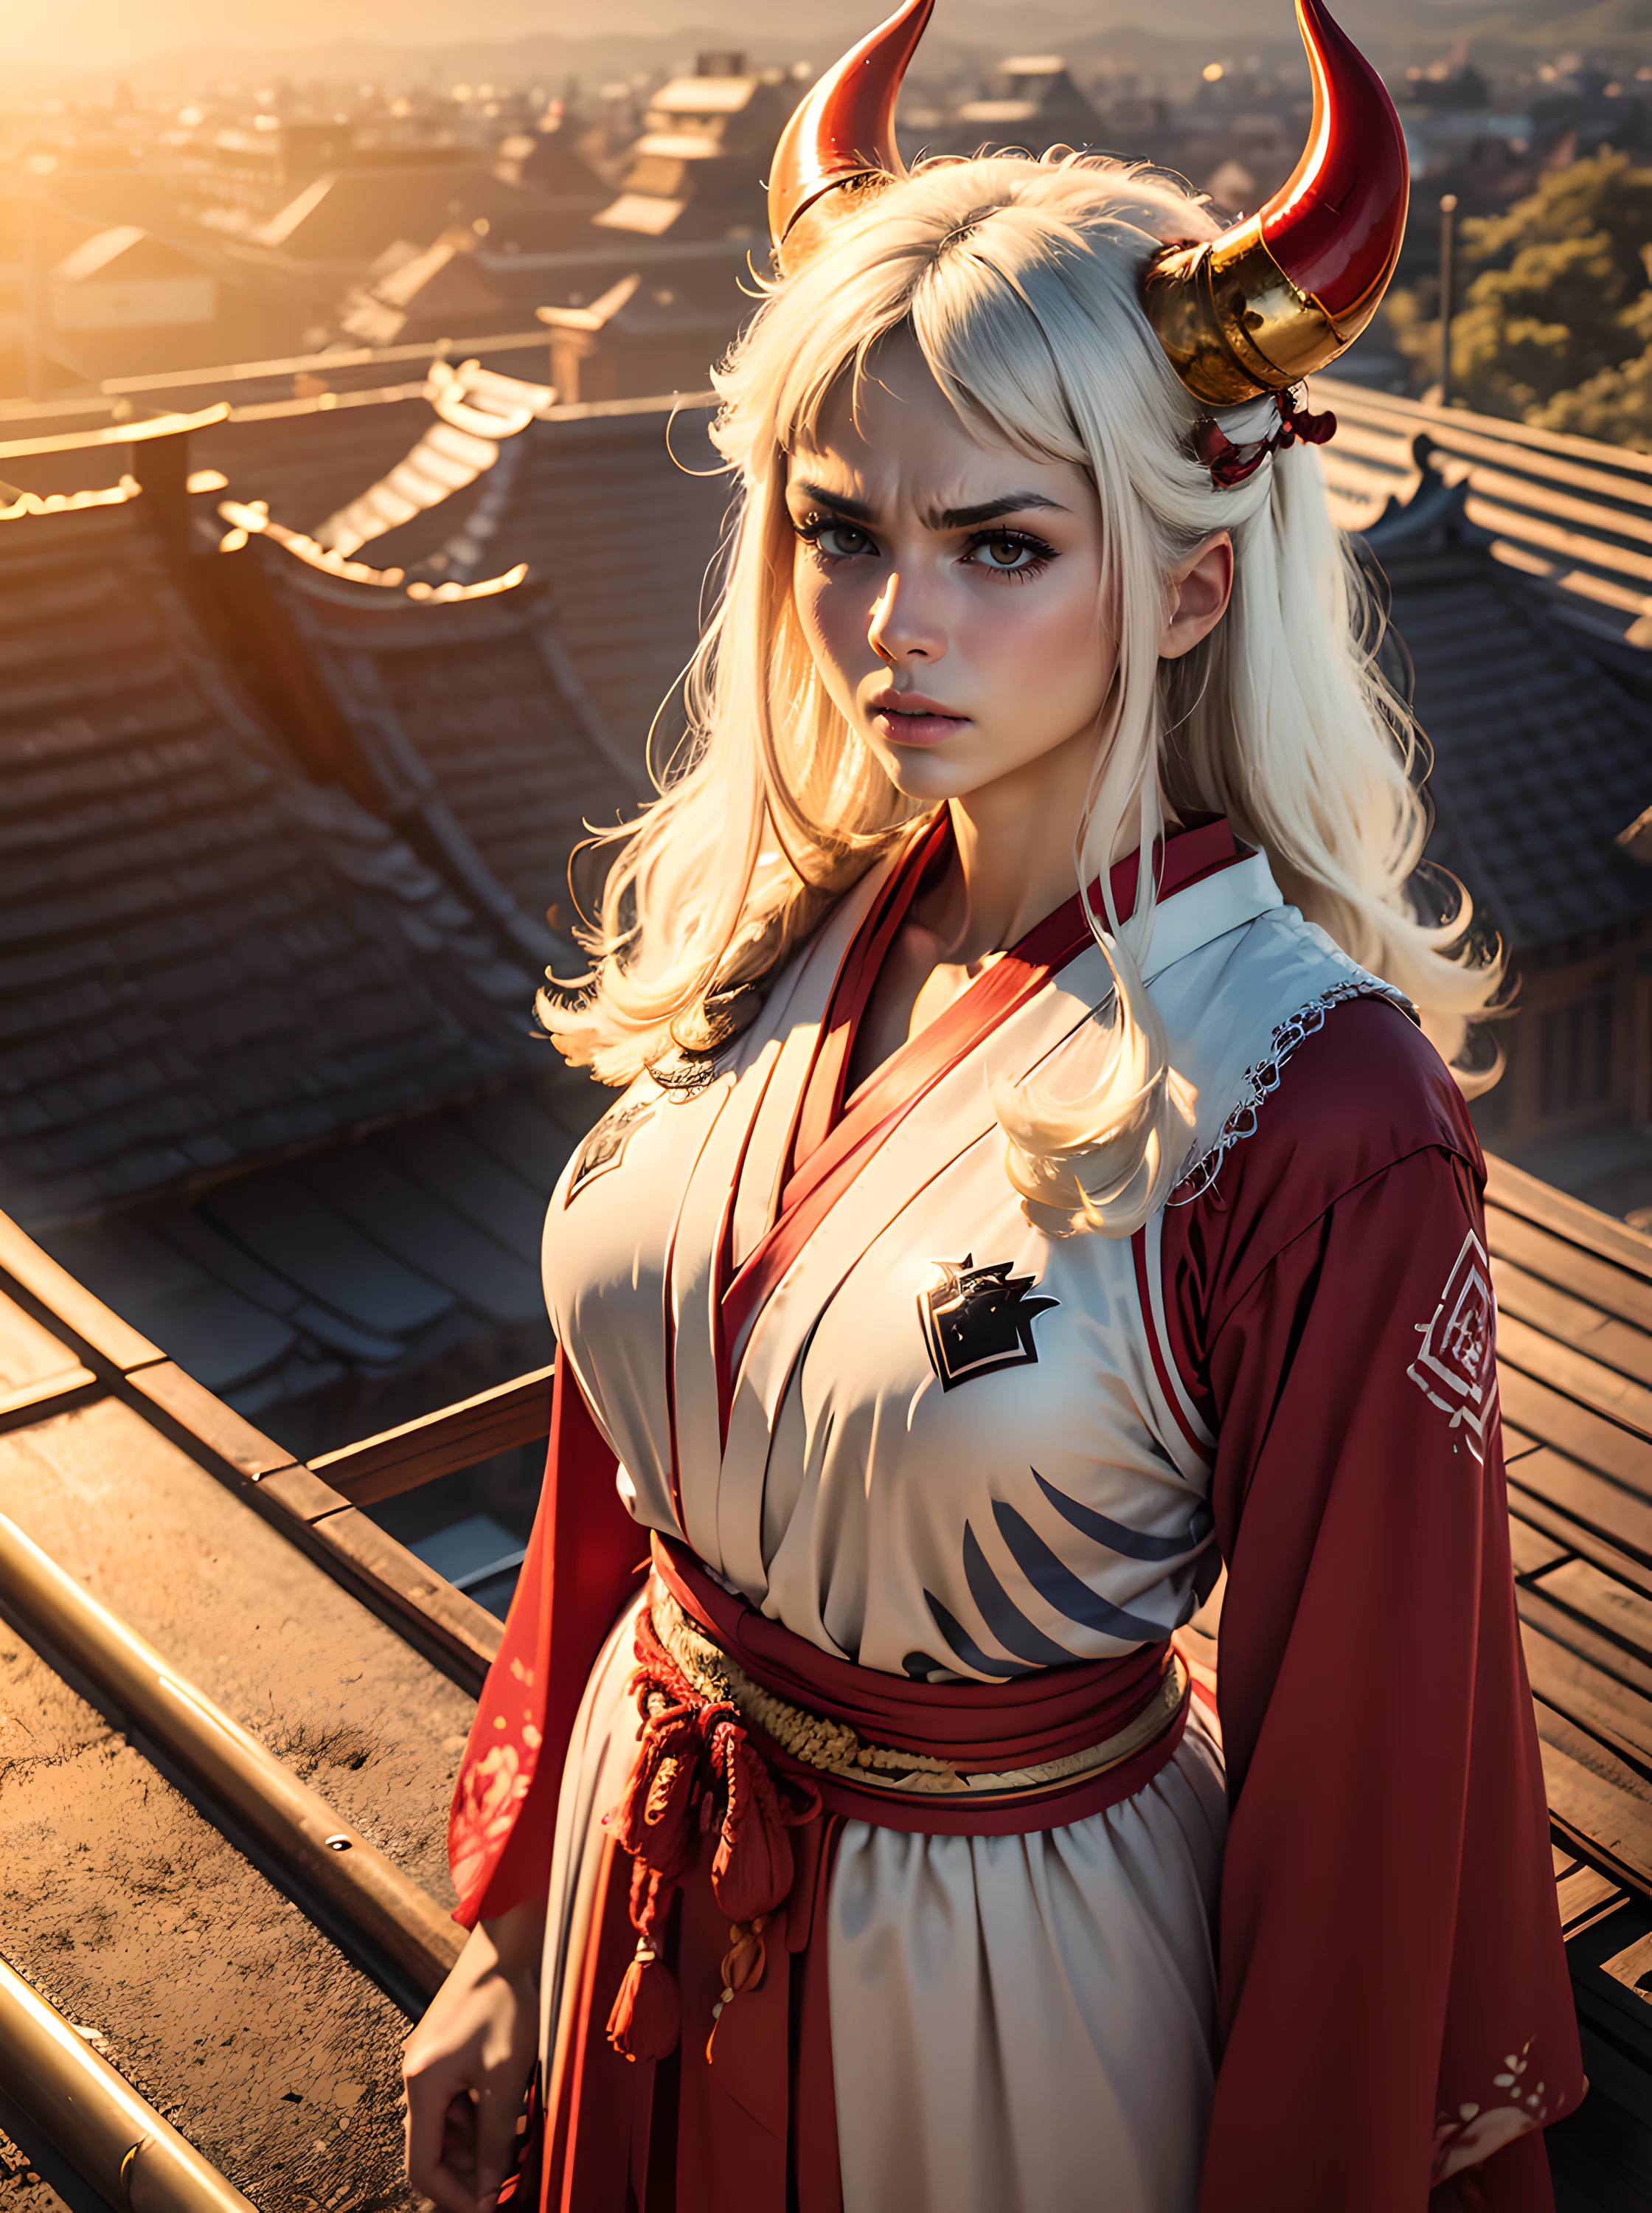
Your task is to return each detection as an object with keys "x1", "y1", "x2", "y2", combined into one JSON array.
[{"x1": 766, "y1": 0, "x2": 1409, "y2": 409}]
